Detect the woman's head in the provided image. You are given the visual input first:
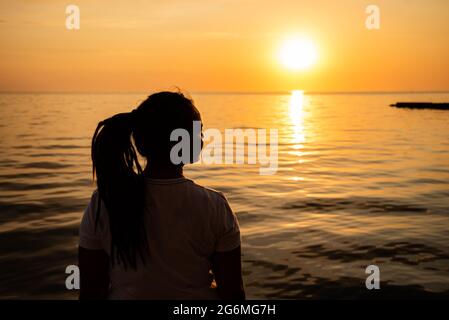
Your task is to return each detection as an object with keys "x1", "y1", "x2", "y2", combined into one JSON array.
[
  {"x1": 133, "y1": 91, "x2": 202, "y2": 165},
  {"x1": 91, "y1": 91, "x2": 202, "y2": 269}
]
